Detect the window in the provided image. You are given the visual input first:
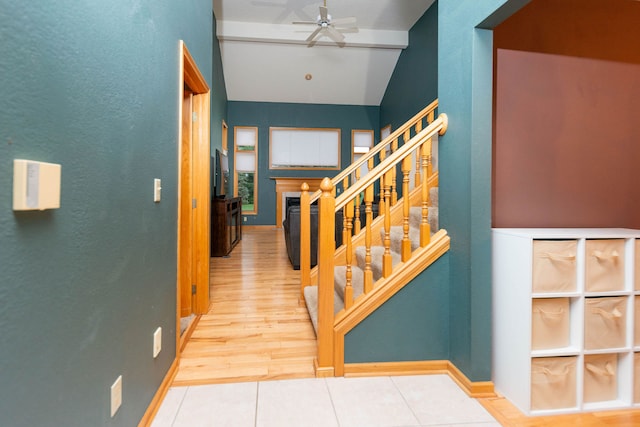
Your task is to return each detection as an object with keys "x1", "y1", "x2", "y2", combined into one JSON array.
[
  {"x1": 234, "y1": 126, "x2": 258, "y2": 214},
  {"x1": 269, "y1": 127, "x2": 340, "y2": 170},
  {"x1": 352, "y1": 129, "x2": 374, "y2": 175}
]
